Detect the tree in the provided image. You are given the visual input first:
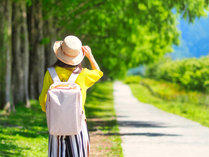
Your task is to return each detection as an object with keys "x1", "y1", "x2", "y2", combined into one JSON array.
[
  {"x1": 0, "y1": 0, "x2": 14, "y2": 111},
  {"x1": 52, "y1": 0, "x2": 209, "y2": 78},
  {"x1": 12, "y1": 0, "x2": 30, "y2": 107},
  {"x1": 42, "y1": 0, "x2": 57, "y2": 69},
  {"x1": 0, "y1": 0, "x2": 208, "y2": 109},
  {"x1": 28, "y1": 0, "x2": 45, "y2": 99}
]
